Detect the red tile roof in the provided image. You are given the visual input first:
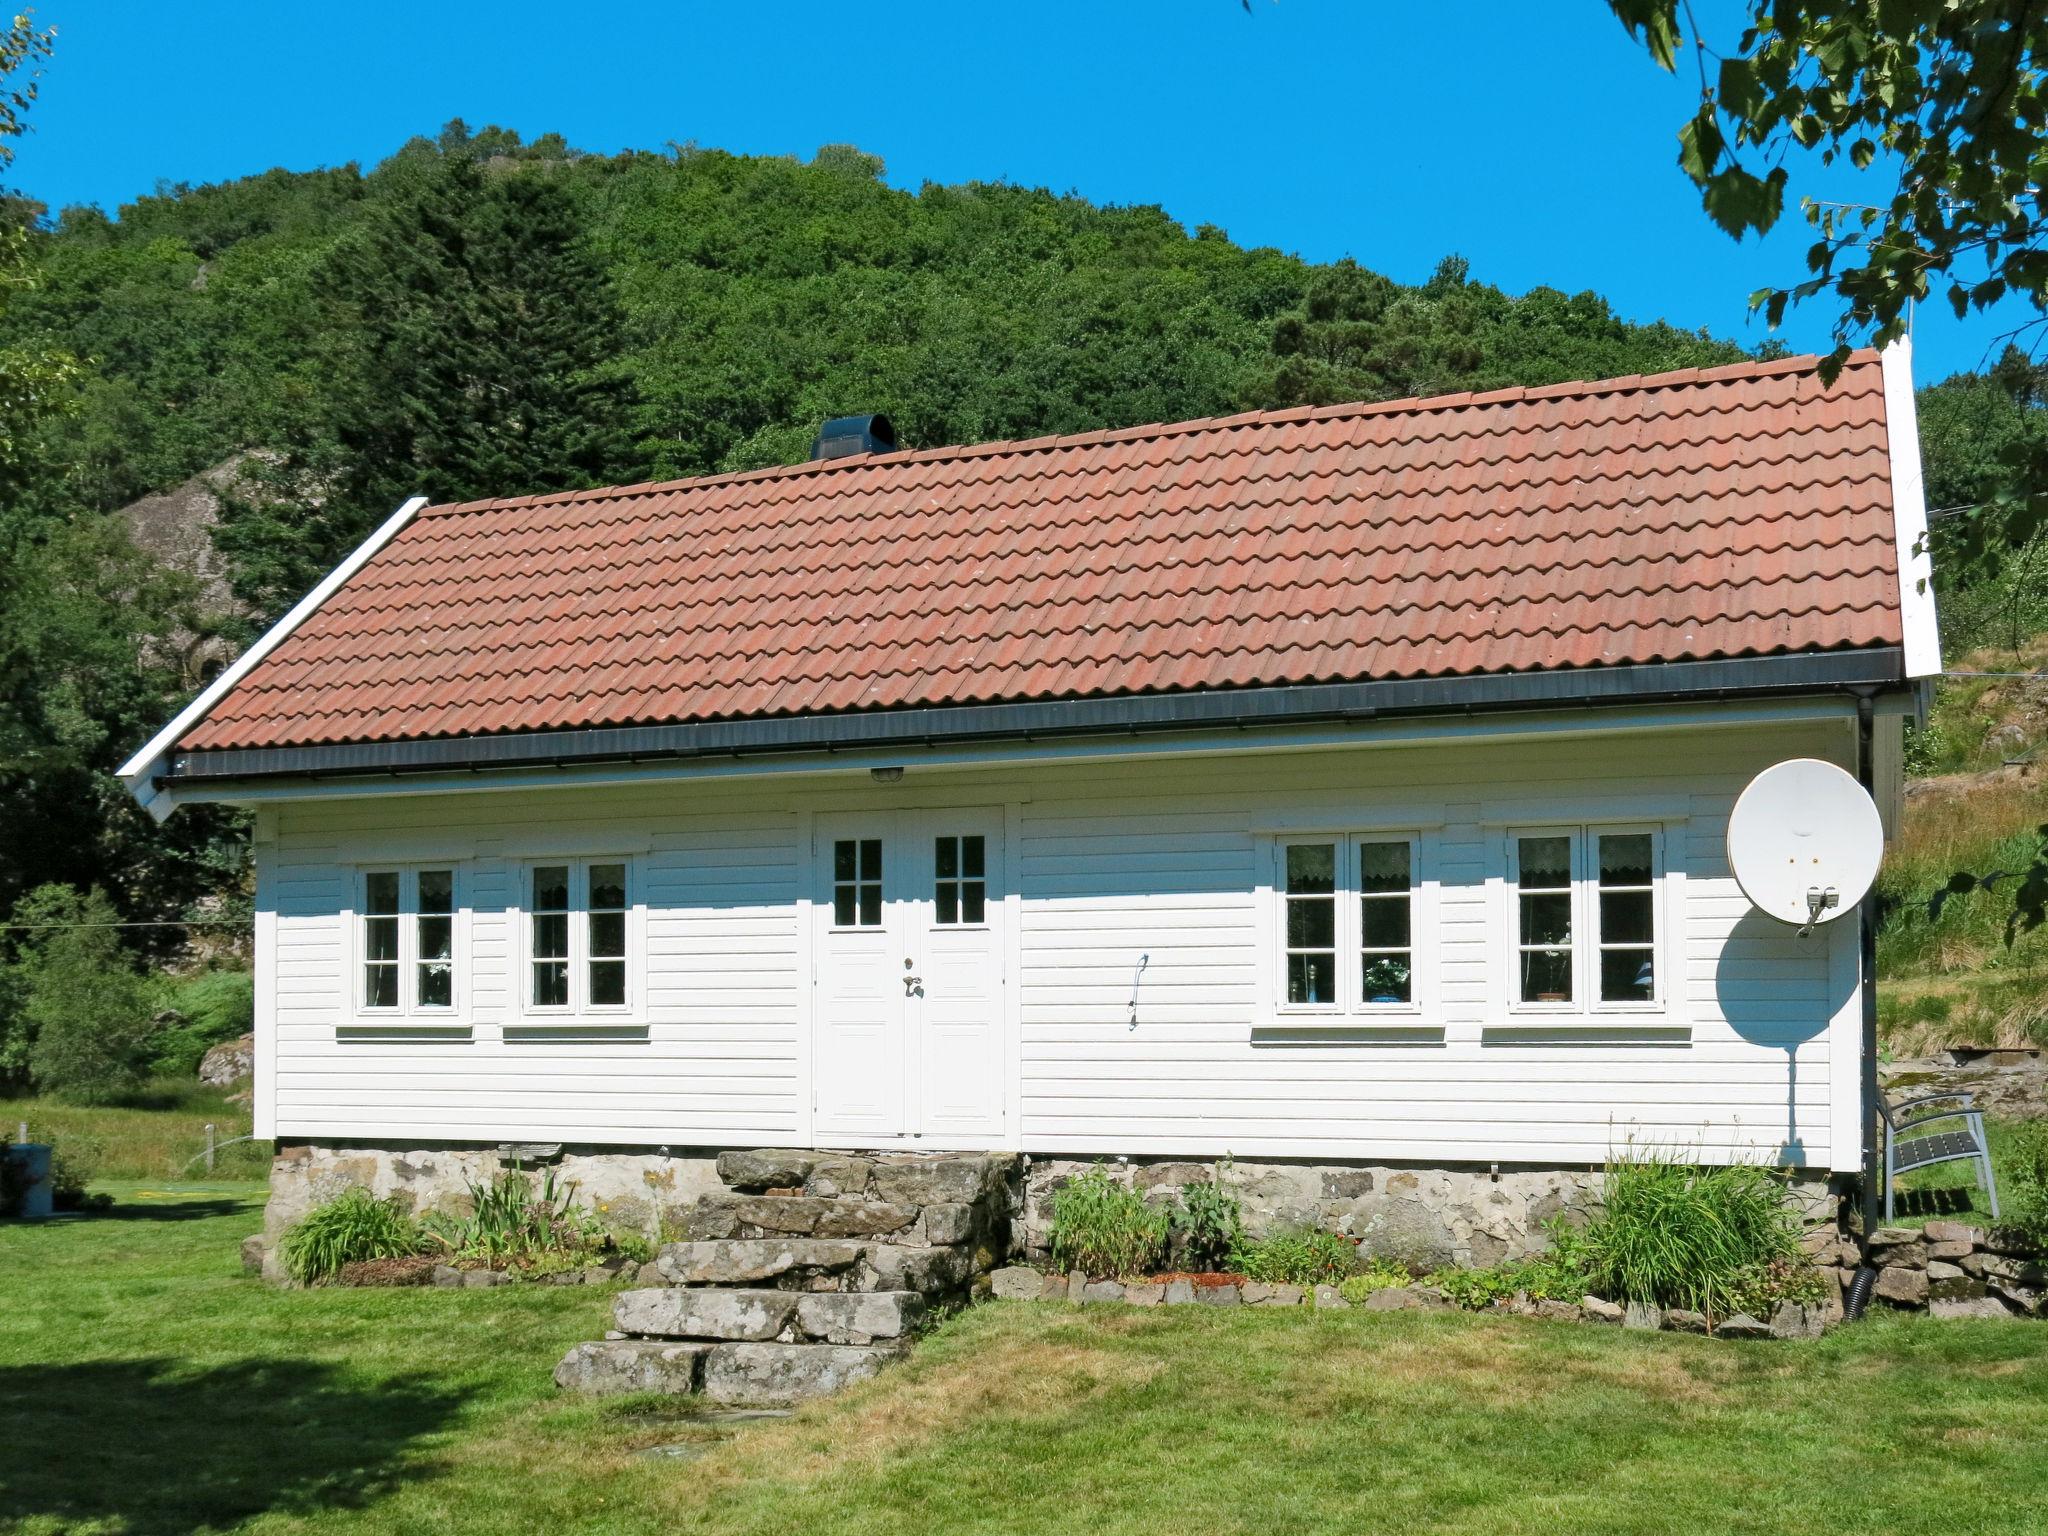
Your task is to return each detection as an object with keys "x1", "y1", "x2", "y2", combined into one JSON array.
[{"x1": 178, "y1": 351, "x2": 1906, "y2": 752}]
